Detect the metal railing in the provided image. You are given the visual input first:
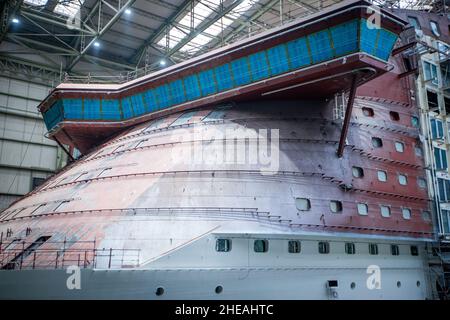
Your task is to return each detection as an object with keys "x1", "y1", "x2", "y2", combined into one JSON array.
[{"x1": 0, "y1": 240, "x2": 140, "y2": 270}]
